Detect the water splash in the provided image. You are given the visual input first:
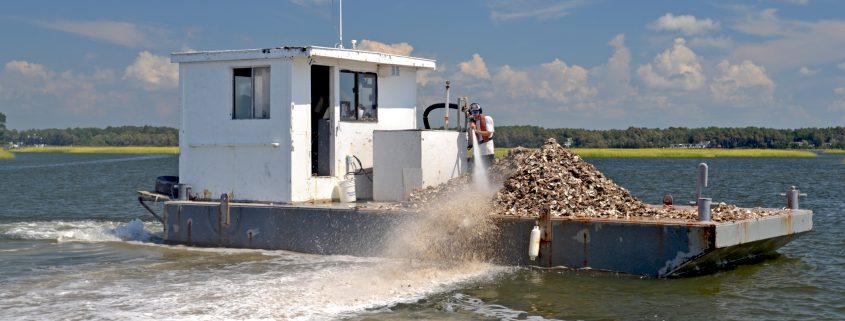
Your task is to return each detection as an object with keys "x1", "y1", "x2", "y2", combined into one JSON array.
[
  {"x1": 383, "y1": 131, "x2": 503, "y2": 264},
  {"x1": 470, "y1": 129, "x2": 490, "y2": 190}
]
